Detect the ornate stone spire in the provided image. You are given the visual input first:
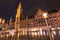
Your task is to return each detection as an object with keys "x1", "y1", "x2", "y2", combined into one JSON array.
[
  {"x1": 16, "y1": 3, "x2": 21, "y2": 18},
  {"x1": 15, "y1": 2, "x2": 22, "y2": 28}
]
